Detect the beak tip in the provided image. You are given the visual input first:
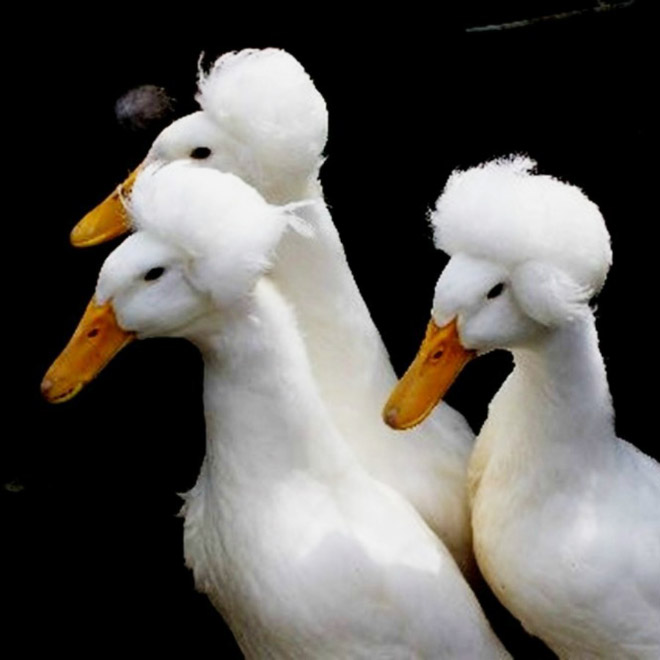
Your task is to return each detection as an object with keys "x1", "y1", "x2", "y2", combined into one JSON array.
[
  {"x1": 40, "y1": 377, "x2": 52, "y2": 397},
  {"x1": 69, "y1": 226, "x2": 83, "y2": 246},
  {"x1": 40, "y1": 376, "x2": 67, "y2": 403},
  {"x1": 70, "y1": 223, "x2": 95, "y2": 248},
  {"x1": 40, "y1": 378, "x2": 84, "y2": 404},
  {"x1": 383, "y1": 406, "x2": 400, "y2": 429}
]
